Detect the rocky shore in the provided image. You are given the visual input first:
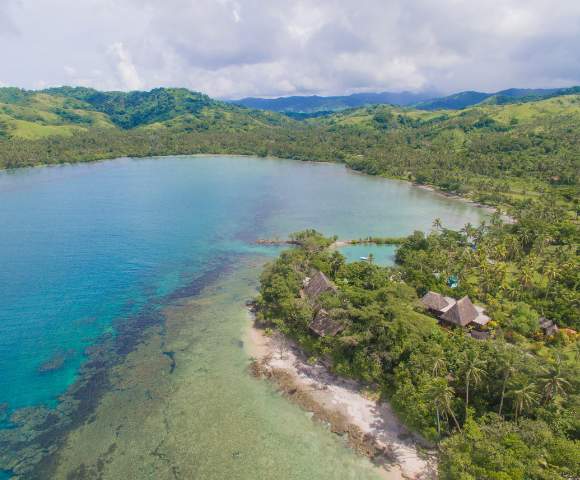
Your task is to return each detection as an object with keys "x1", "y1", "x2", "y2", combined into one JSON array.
[{"x1": 246, "y1": 321, "x2": 437, "y2": 480}]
